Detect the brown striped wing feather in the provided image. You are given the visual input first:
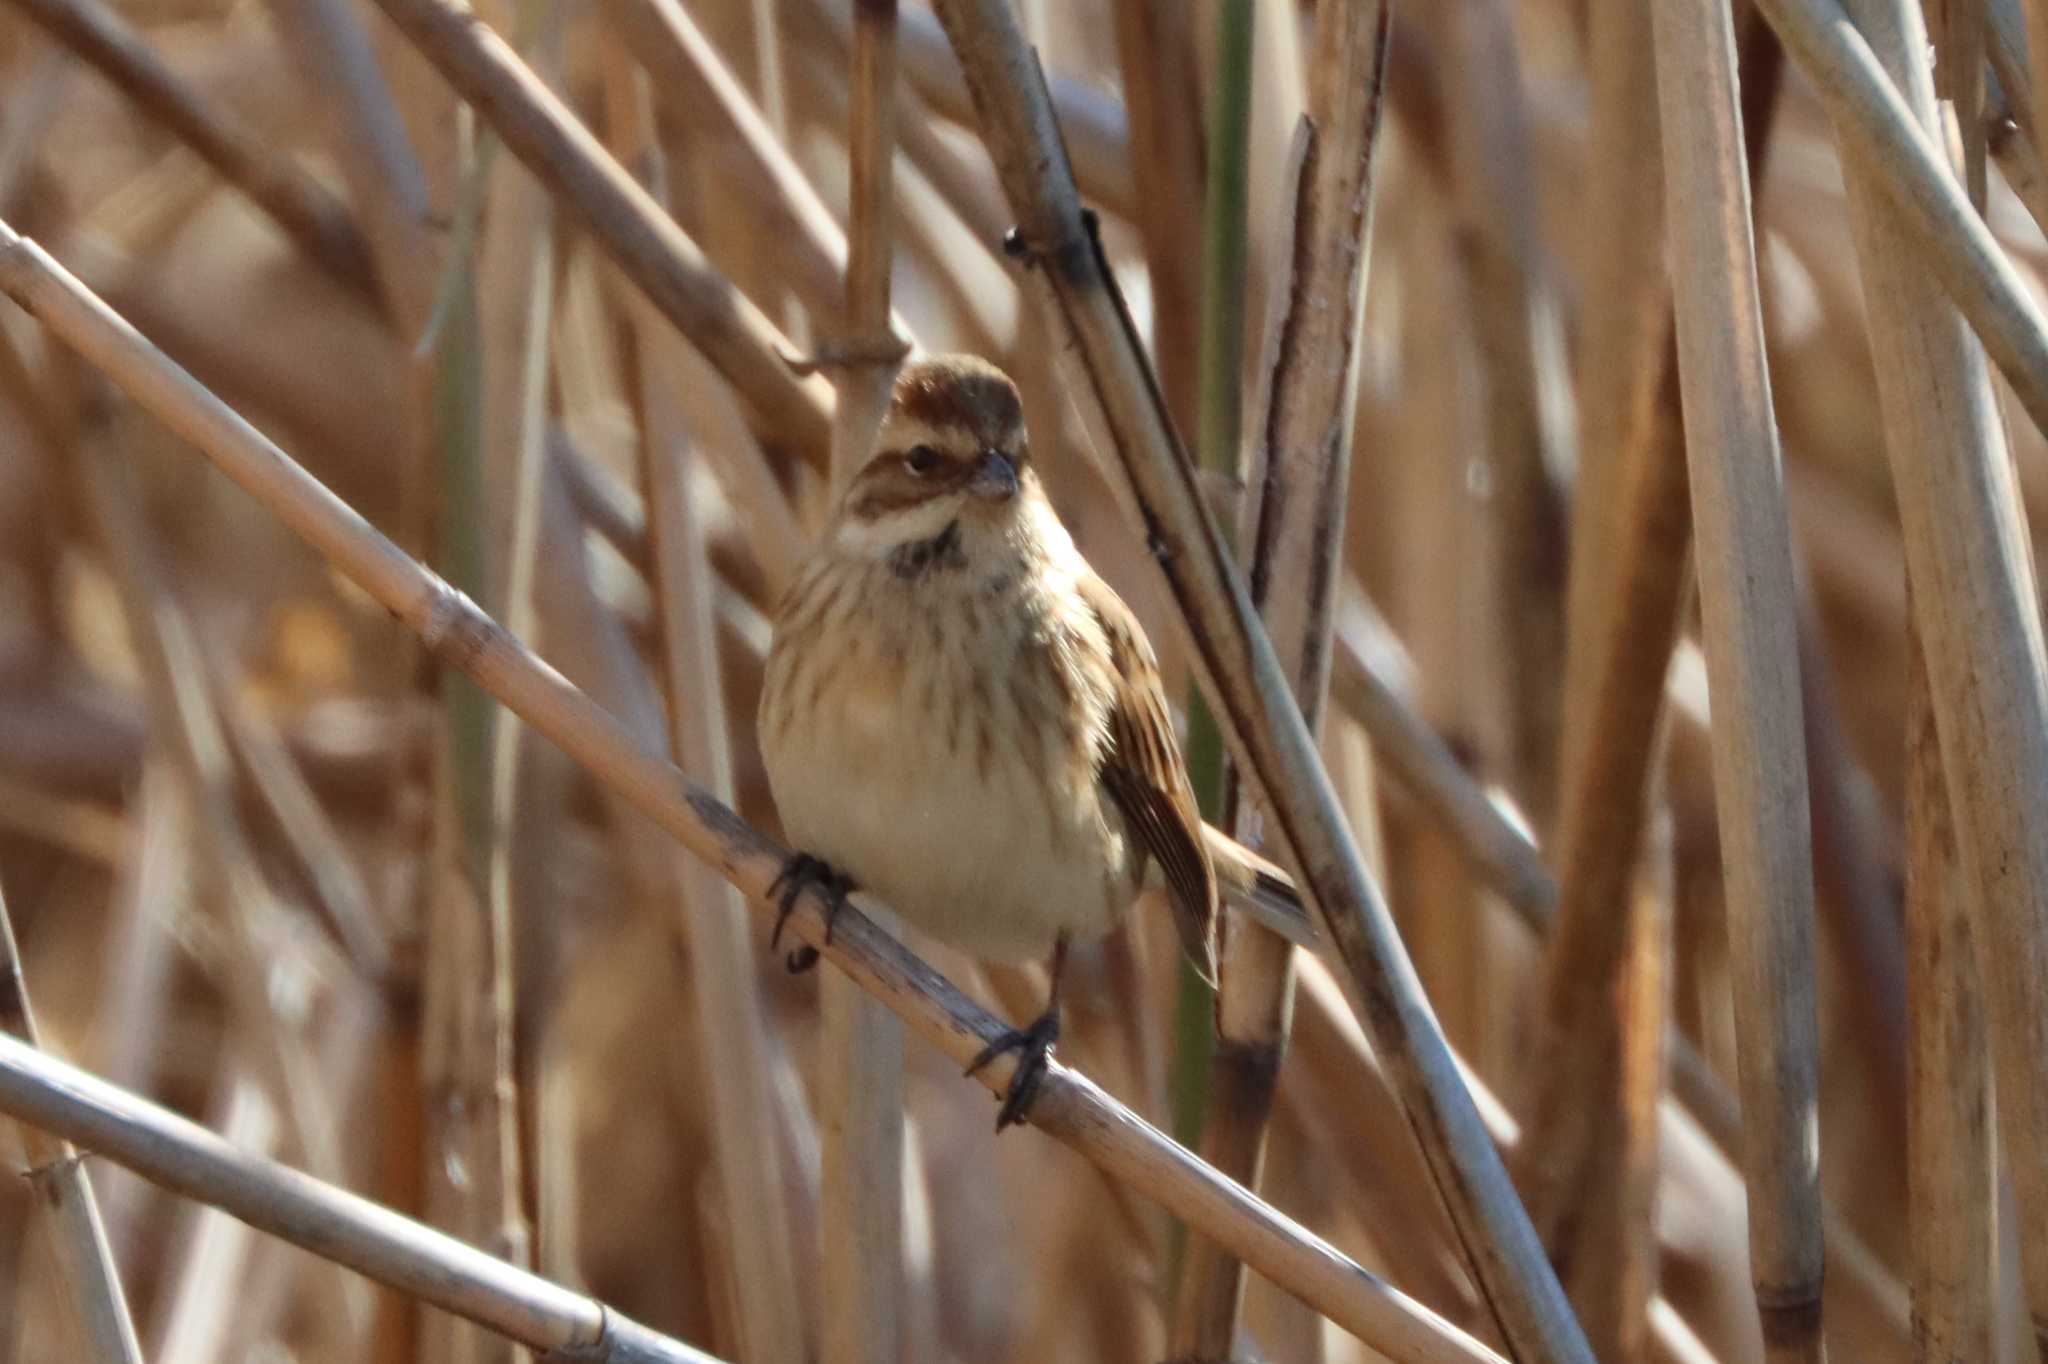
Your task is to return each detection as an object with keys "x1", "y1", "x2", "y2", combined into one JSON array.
[{"x1": 1077, "y1": 574, "x2": 1220, "y2": 985}]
